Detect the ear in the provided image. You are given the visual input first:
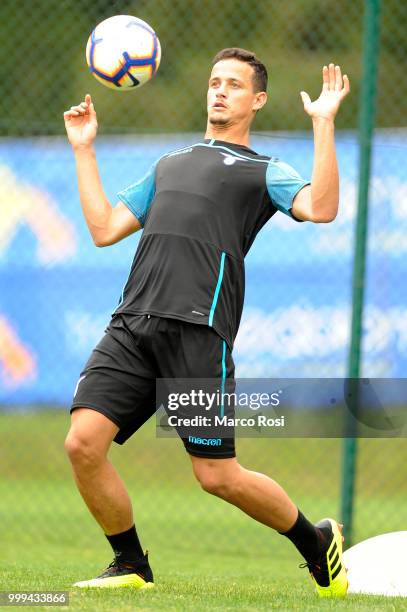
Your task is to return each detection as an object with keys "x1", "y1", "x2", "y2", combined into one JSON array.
[{"x1": 253, "y1": 91, "x2": 268, "y2": 112}]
